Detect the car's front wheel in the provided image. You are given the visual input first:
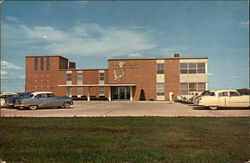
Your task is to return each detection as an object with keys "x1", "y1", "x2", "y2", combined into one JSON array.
[
  {"x1": 29, "y1": 105, "x2": 38, "y2": 110},
  {"x1": 63, "y1": 103, "x2": 70, "y2": 109},
  {"x1": 209, "y1": 106, "x2": 218, "y2": 110}
]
